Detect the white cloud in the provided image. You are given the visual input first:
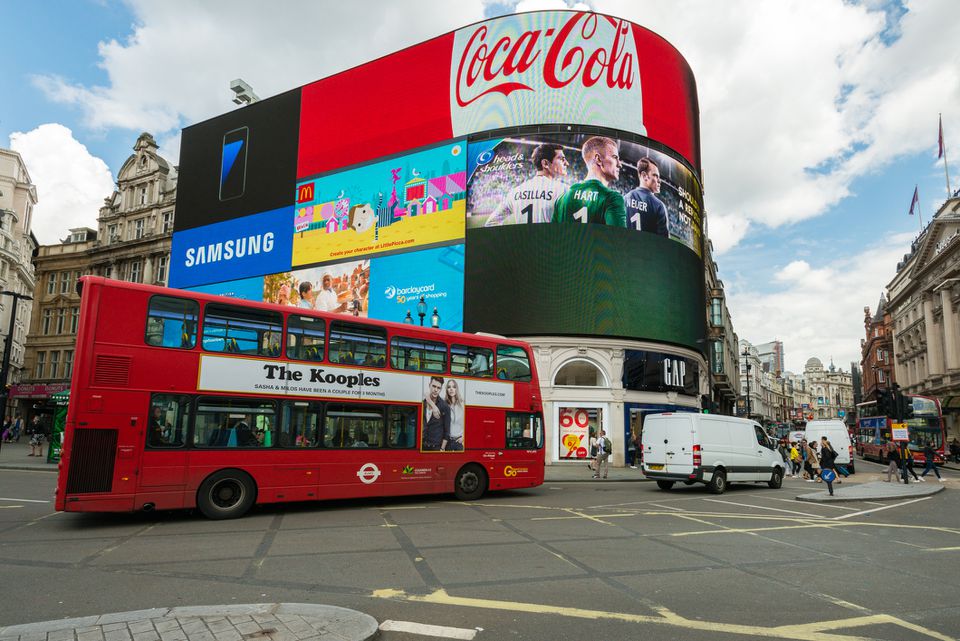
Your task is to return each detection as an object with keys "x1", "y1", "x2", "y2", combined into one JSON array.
[
  {"x1": 8, "y1": 124, "x2": 114, "y2": 244},
  {"x1": 728, "y1": 232, "x2": 915, "y2": 372}
]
